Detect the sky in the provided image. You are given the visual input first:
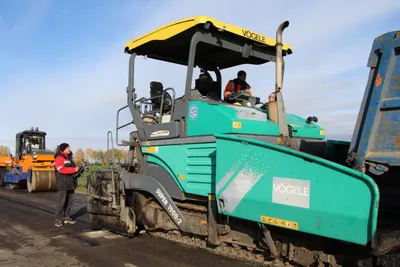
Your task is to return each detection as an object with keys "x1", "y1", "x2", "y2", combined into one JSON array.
[{"x1": 0, "y1": 0, "x2": 399, "y2": 153}]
